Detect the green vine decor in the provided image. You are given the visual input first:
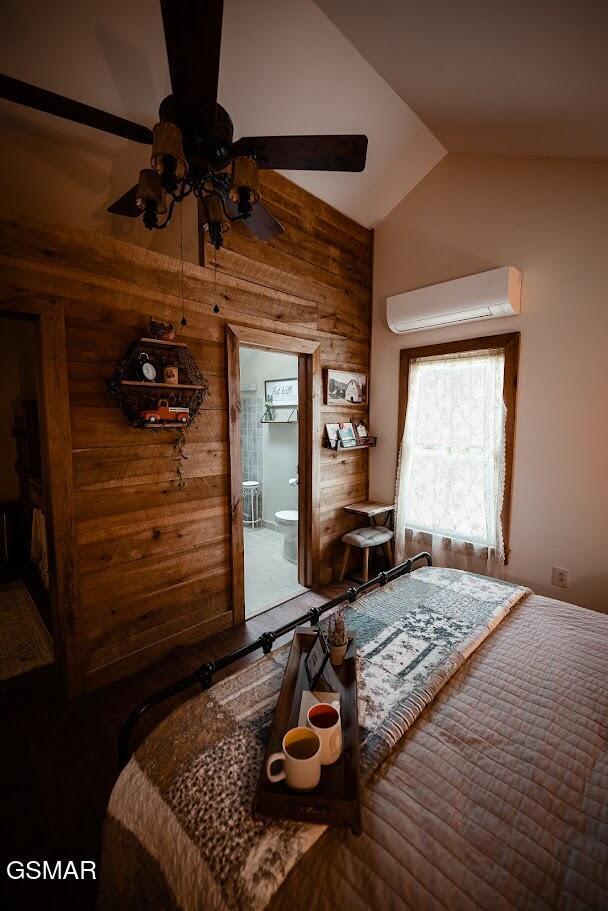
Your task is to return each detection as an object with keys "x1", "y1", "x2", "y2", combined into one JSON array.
[{"x1": 173, "y1": 428, "x2": 188, "y2": 488}]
